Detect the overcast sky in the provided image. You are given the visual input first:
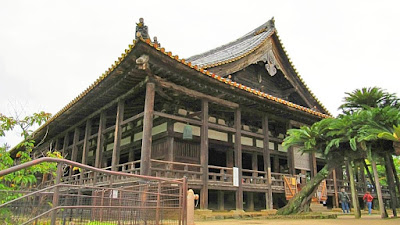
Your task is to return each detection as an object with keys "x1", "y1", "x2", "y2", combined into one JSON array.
[{"x1": 1, "y1": 0, "x2": 399, "y2": 147}]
